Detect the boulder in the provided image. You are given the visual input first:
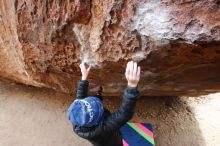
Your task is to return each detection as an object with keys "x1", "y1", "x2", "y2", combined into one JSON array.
[{"x1": 0, "y1": 0, "x2": 220, "y2": 96}]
